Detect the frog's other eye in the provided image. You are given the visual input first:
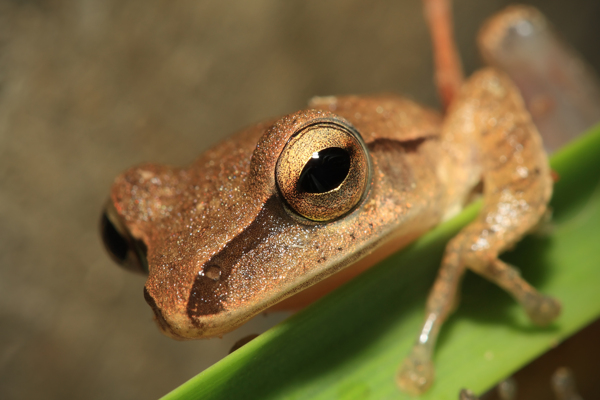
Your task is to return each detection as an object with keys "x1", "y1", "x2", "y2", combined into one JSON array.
[
  {"x1": 100, "y1": 202, "x2": 148, "y2": 274},
  {"x1": 276, "y1": 120, "x2": 371, "y2": 221}
]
